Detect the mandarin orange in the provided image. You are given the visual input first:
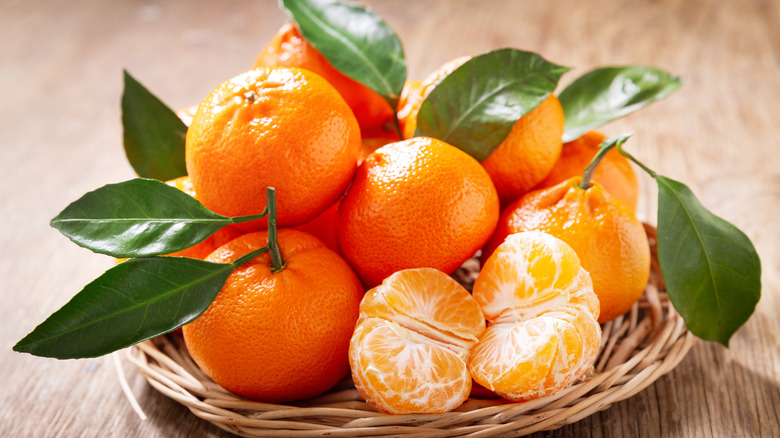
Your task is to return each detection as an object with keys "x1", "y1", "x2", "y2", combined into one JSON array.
[
  {"x1": 337, "y1": 137, "x2": 499, "y2": 287},
  {"x1": 185, "y1": 67, "x2": 361, "y2": 230},
  {"x1": 293, "y1": 201, "x2": 340, "y2": 253},
  {"x1": 534, "y1": 131, "x2": 639, "y2": 209},
  {"x1": 469, "y1": 232, "x2": 601, "y2": 401},
  {"x1": 482, "y1": 178, "x2": 650, "y2": 322},
  {"x1": 349, "y1": 268, "x2": 485, "y2": 413},
  {"x1": 254, "y1": 23, "x2": 397, "y2": 140},
  {"x1": 182, "y1": 229, "x2": 364, "y2": 402},
  {"x1": 397, "y1": 56, "x2": 564, "y2": 205}
]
